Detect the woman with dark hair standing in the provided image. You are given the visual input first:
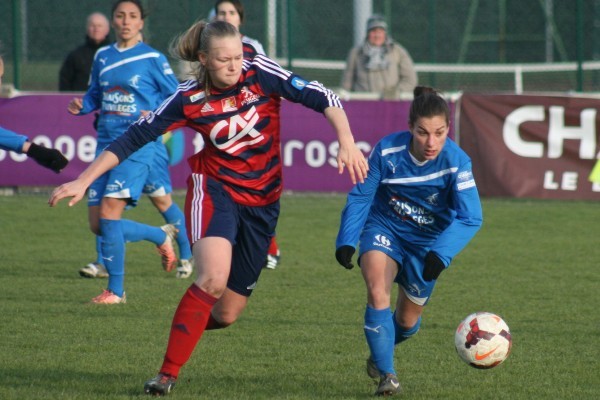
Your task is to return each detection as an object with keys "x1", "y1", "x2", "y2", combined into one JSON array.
[
  {"x1": 65, "y1": 0, "x2": 184, "y2": 304},
  {"x1": 49, "y1": 19, "x2": 368, "y2": 395}
]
